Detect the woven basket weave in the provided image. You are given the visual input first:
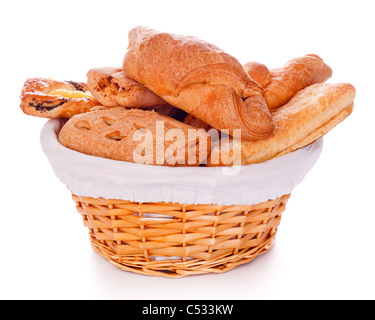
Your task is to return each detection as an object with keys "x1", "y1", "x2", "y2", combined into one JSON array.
[{"x1": 73, "y1": 193, "x2": 290, "y2": 278}]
